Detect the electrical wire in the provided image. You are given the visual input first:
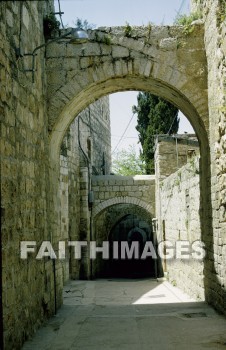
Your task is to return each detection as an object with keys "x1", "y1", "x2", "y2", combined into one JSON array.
[
  {"x1": 167, "y1": 113, "x2": 179, "y2": 135},
  {"x1": 112, "y1": 113, "x2": 135, "y2": 154},
  {"x1": 174, "y1": 0, "x2": 186, "y2": 22},
  {"x1": 111, "y1": 135, "x2": 139, "y2": 139},
  {"x1": 58, "y1": 0, "x2": 64, "y2": 28}
]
